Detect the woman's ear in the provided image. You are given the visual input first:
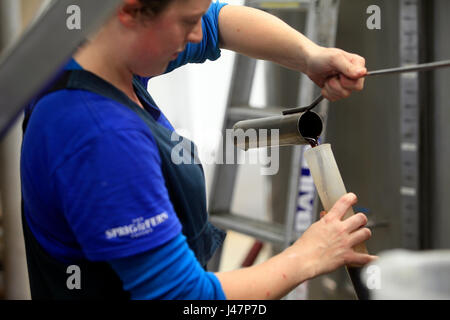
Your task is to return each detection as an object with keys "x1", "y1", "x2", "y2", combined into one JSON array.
[{"x1": 117, "y1": 0, "x2": 142, "y2": 27}]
